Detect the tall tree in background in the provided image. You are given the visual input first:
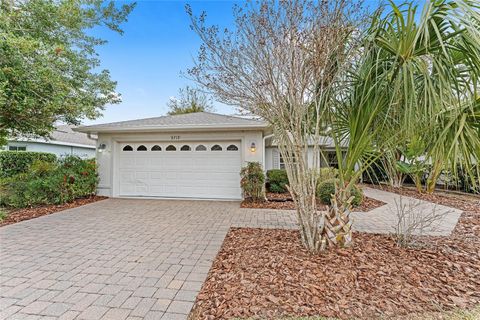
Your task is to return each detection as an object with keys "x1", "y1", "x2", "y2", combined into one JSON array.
[
  {"x1": 187, "y1": 0, "x2": 367, "y2": 253},
  {"x1": 166, "y1": 86, "x2": 214, "y2": 115},
  {"x1": 0, "y1": 0, "x2": 135, "y2": 143}
]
